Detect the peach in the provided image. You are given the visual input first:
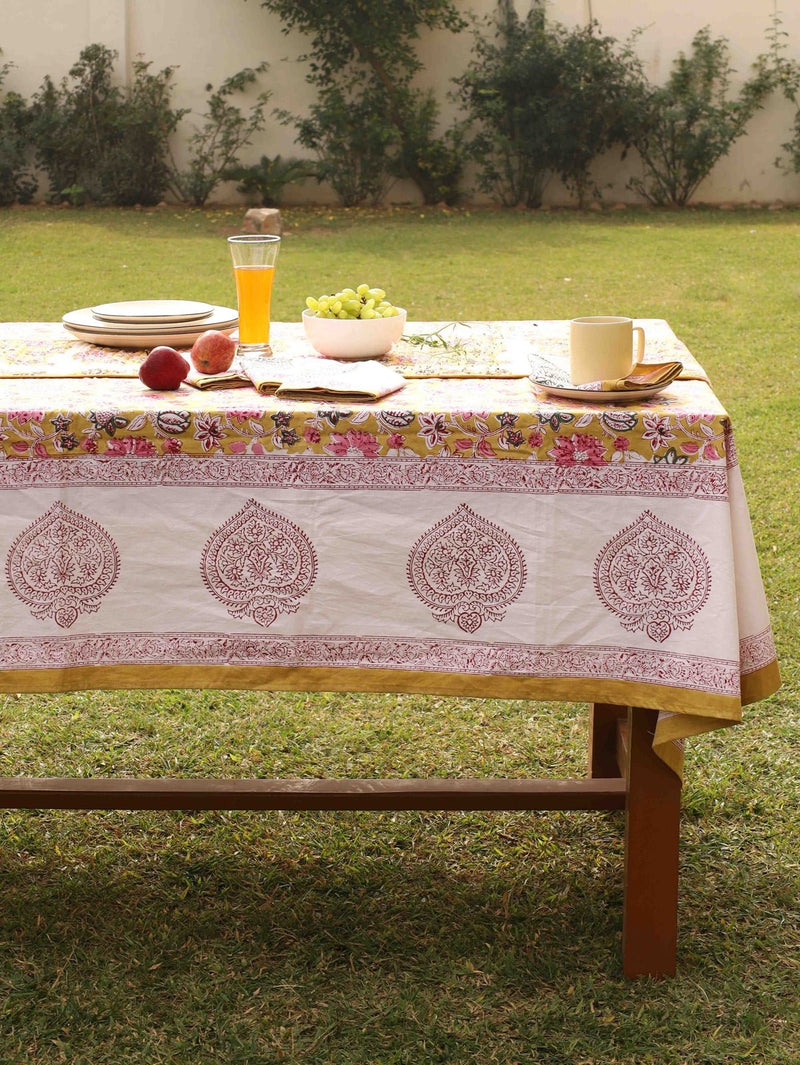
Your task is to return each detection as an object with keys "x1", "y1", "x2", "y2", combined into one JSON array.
[{"x1": 190, "y1": 330, "x2": 237, "y2": 375}]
